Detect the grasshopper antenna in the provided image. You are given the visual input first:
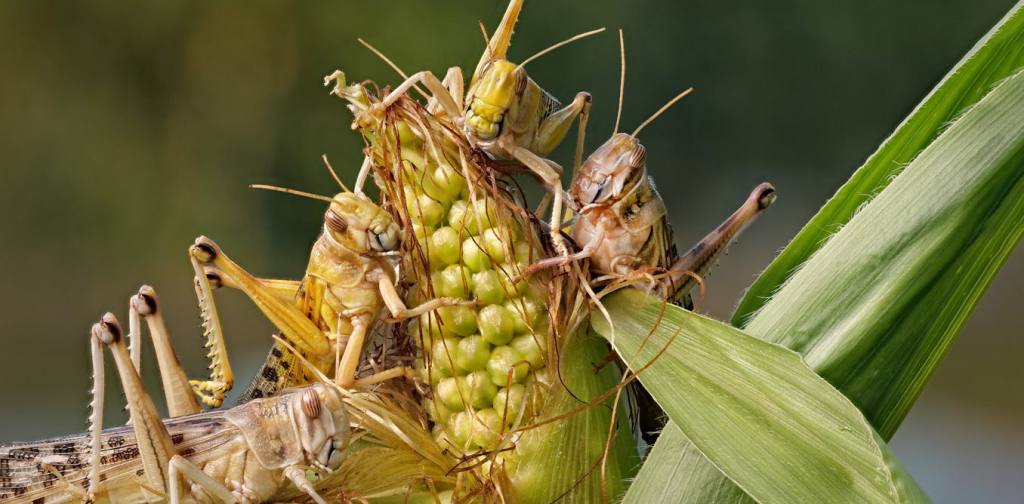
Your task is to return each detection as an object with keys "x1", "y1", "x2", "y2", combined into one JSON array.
[
  {"x1": 613, "y1": 29, "x2": 626, "y2": 135},
  {"x1": 322, "y1": 155, "x2": 351, "y2": 193},
  {"x1": 631, "y1": 87, "x2": 693, "y2": 138},
  {"x1": 357, "y1": 38, "x2": 429, "y2": 101},
  {"x1": 479, "y1": 21, "x2": 491, "y2": 51},
  {"x1": 517, "y1": 27, "x2": 607, "y2": 70},
  {"x1": 250, "y1": 184, "x2": 337, "y2": 204}
]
